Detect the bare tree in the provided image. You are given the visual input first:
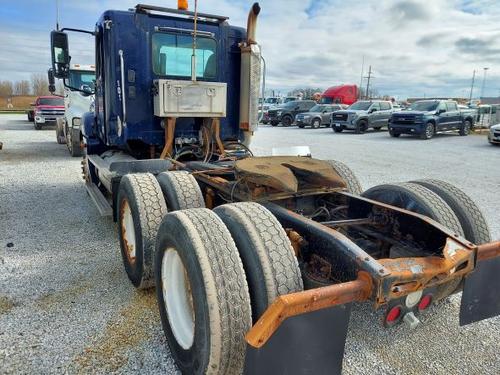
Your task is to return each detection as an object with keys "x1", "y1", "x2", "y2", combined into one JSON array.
[
  {"x1": 14, "y1": 80, "x2": 31, "y2": 95},
  {"x1": 0, "y1": 80, "x2": 14, "y2": 97},
  {"x1": 31, "y1": 73, "x2": 49, "y2": 96}
]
